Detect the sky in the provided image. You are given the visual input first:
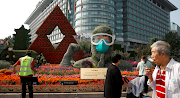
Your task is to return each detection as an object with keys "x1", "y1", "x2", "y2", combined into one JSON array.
[{"x1": 0, "y1": 0, "x2": 179, "y2": 39}]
